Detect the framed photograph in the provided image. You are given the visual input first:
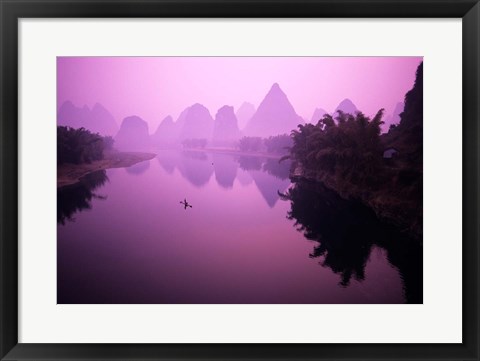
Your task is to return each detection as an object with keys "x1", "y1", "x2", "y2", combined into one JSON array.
[{"x1": 1, "y1": 0, "x2": 478, "y2": 360}]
